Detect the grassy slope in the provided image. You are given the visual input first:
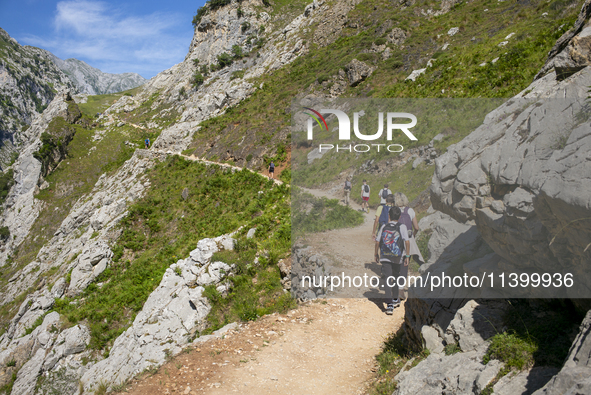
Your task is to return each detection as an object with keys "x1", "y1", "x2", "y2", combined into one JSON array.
[
  {"x1": 53, "y1": 157, "x2": 292, "y2": 350},
  {"x1": 187, "y1": 0, "x2": 579, "y2": 206}
]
